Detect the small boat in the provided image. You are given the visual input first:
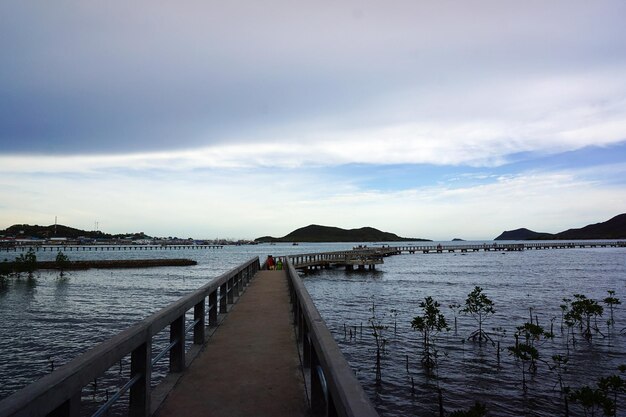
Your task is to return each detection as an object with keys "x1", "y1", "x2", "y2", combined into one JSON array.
[{"x1": 292, "y1": 242, "x2": 299, "y2": 246}]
